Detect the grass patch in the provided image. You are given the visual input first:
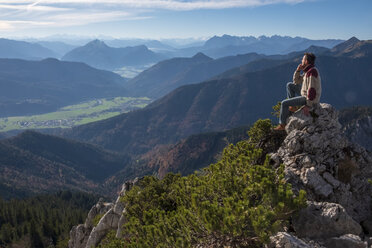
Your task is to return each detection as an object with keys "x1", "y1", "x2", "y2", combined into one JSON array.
[{"x1": 0, "y1": 97, "x2": 151, "y2": 132}]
